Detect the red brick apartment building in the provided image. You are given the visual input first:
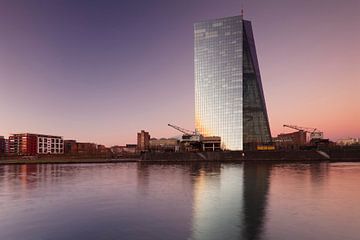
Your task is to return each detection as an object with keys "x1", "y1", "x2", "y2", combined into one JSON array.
[{"x1": 9, "y1": 133, "x2": 64, "y2": 155}]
